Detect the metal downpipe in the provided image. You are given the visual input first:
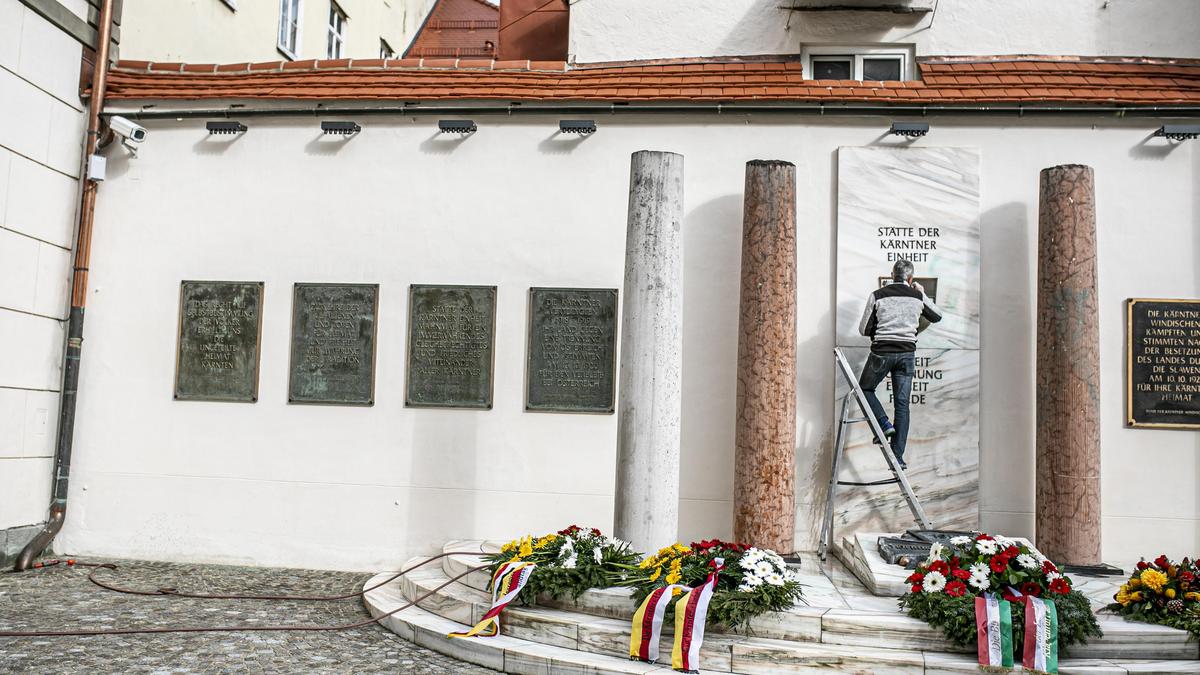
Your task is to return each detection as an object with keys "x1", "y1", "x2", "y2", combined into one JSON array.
[{"x1": 14, "y1": 0, "x2": 115, "y2": 571}]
